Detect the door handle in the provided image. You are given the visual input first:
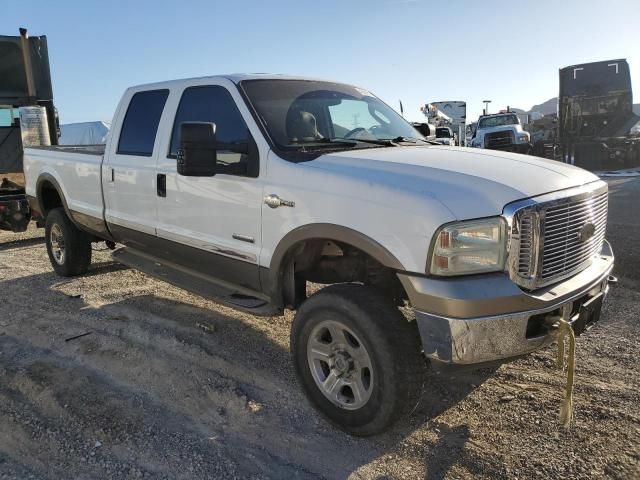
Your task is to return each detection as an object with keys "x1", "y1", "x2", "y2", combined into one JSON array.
[
  {"x1": 264, "y1": 194, "x2": 295, "y2": 209},
  {"x1": 157, "y1": 174, "x2": 166, "y2": 197}
]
